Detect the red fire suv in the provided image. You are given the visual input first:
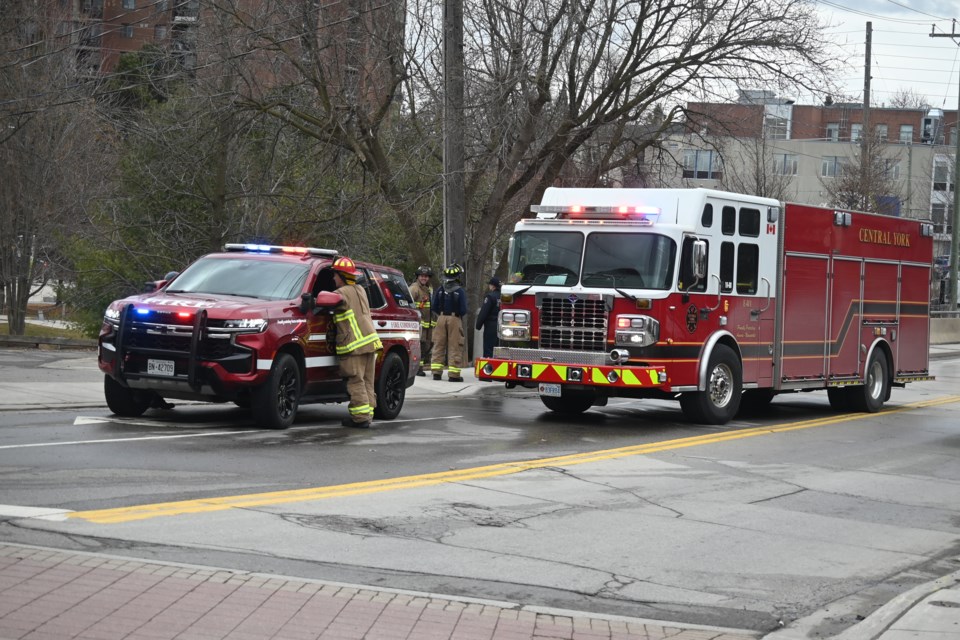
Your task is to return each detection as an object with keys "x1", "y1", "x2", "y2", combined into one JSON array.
[{"x1": 97, "y1": 244, "x2": 421, "y2": 428}]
